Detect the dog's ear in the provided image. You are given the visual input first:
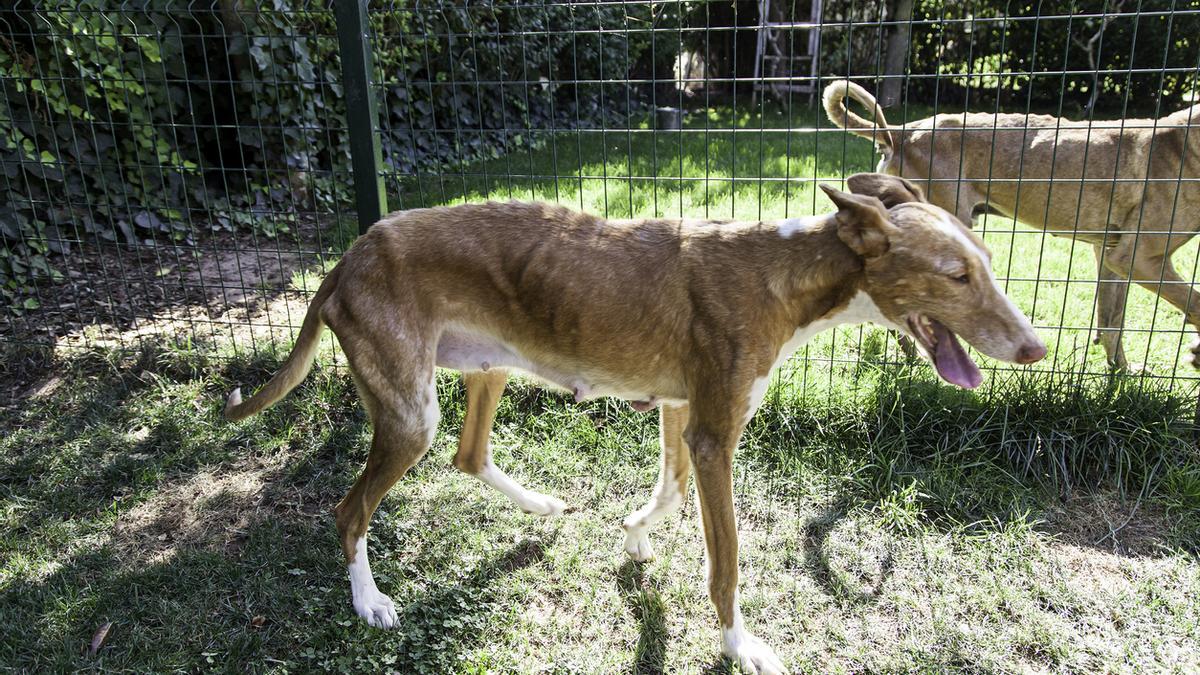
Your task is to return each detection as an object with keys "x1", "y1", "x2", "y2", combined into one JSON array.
[
  {"x1": 845, "y1": 173, "x2": 925, "y2": 208},
  {"x1": 820, "y1": 183, "x2": 896, "y2": 258}
]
